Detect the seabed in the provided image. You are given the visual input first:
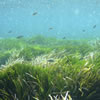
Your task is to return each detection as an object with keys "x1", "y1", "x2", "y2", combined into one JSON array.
[{"x1": 0, "y1": 35, "x2": 100, "y2": 100}]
